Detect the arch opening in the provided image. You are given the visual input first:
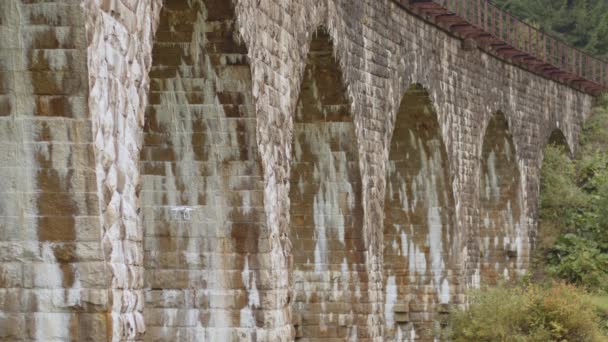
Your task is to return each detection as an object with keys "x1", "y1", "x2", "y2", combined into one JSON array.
[
  {"x1": 533, "y1": 128, "x2": 573, "y2": 279},
  {"x1": 546, "y1": 129, "x2": 571, "y2": 156},
  {"x1": 478, "y1": 112, "x2": 523, "y2": 285},
  {"x1": 140, "y1": 0, "x2": 265, "y2": 340},
  {"x1": 288, "y1": 28, "x2": 366, "y2": 341},
  {"x1": 383, "y1": 84, "x2": 456, "y2": 341}
]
